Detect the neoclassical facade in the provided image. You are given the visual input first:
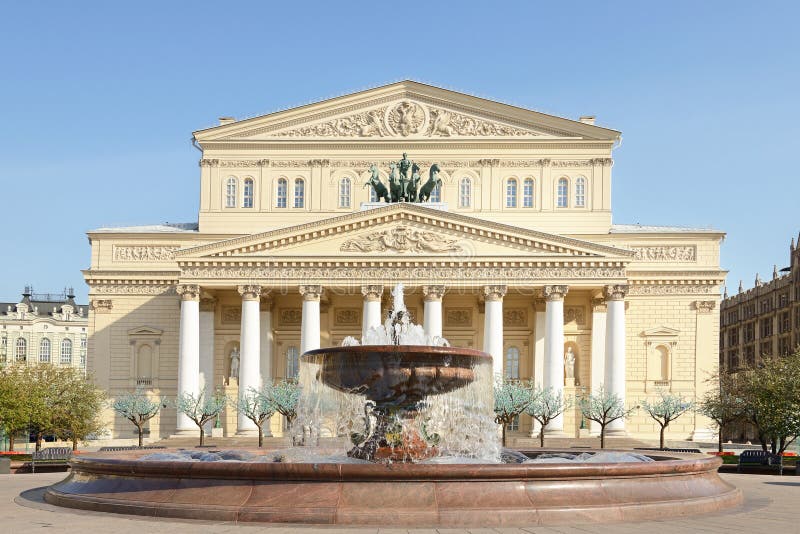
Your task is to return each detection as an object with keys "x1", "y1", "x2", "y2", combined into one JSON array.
[{"x1": 85, "y1": 81, "x2": 724, "y2": 441}]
